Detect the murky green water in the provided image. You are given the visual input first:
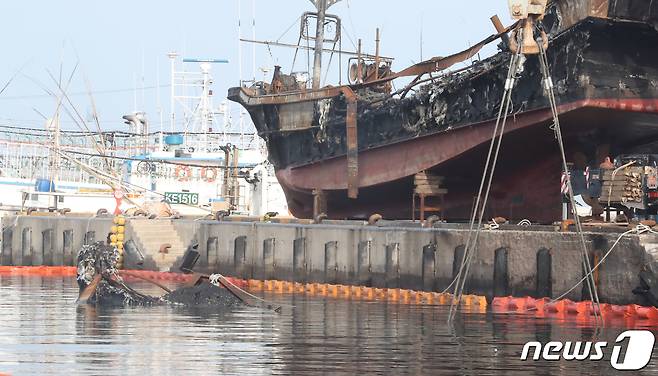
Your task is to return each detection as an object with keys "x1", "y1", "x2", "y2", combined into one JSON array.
[{"x1": 0, "y1": 275, "x2": 657, "y2": 375}]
